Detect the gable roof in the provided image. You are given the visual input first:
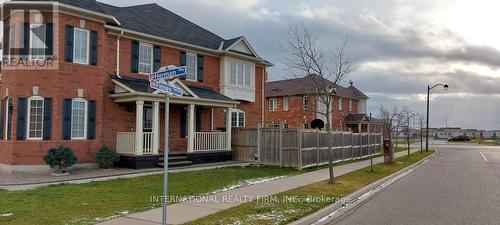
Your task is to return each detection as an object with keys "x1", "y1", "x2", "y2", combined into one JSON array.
[{"x1": 265, "y1": 74, "x2": 368, "y2": 99}]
